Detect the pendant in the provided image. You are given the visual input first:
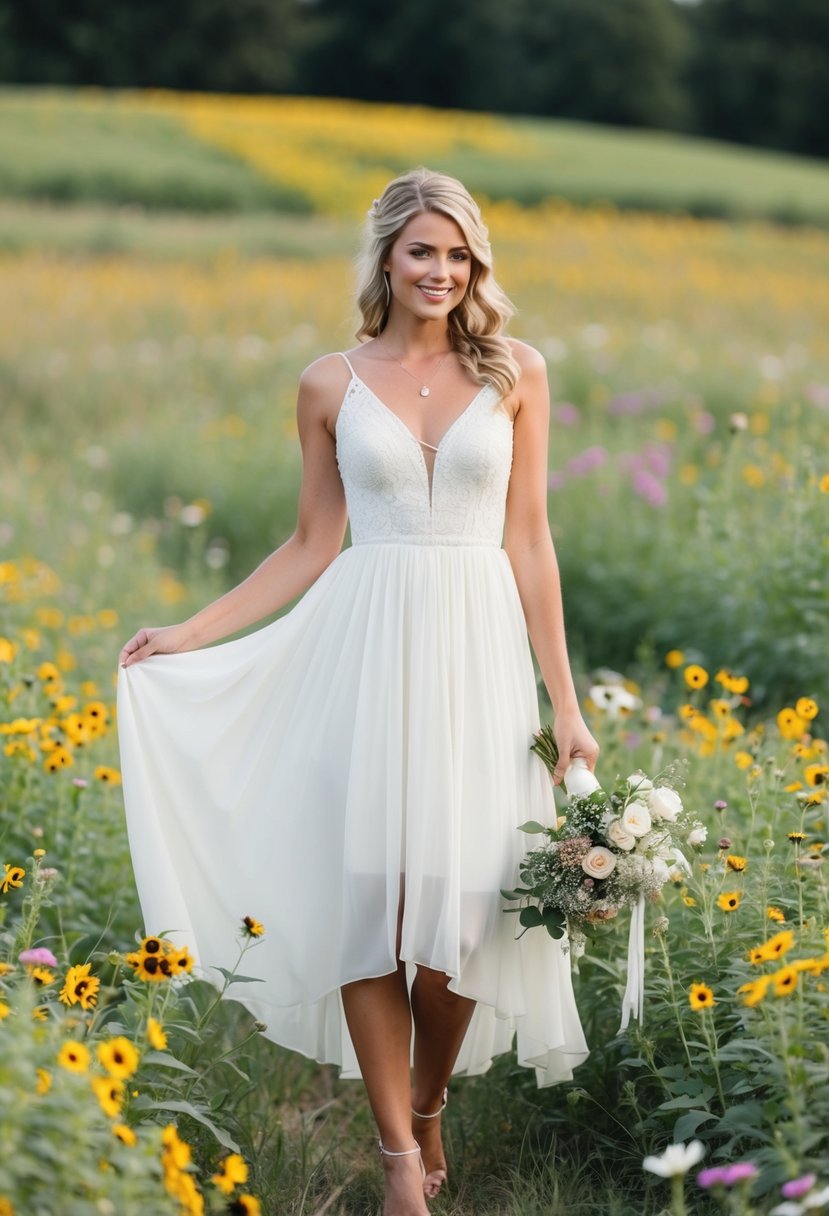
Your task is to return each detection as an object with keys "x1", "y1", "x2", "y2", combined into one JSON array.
[{"x1": 420, "y1": 386, "x2": 430, "y2": 397}]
